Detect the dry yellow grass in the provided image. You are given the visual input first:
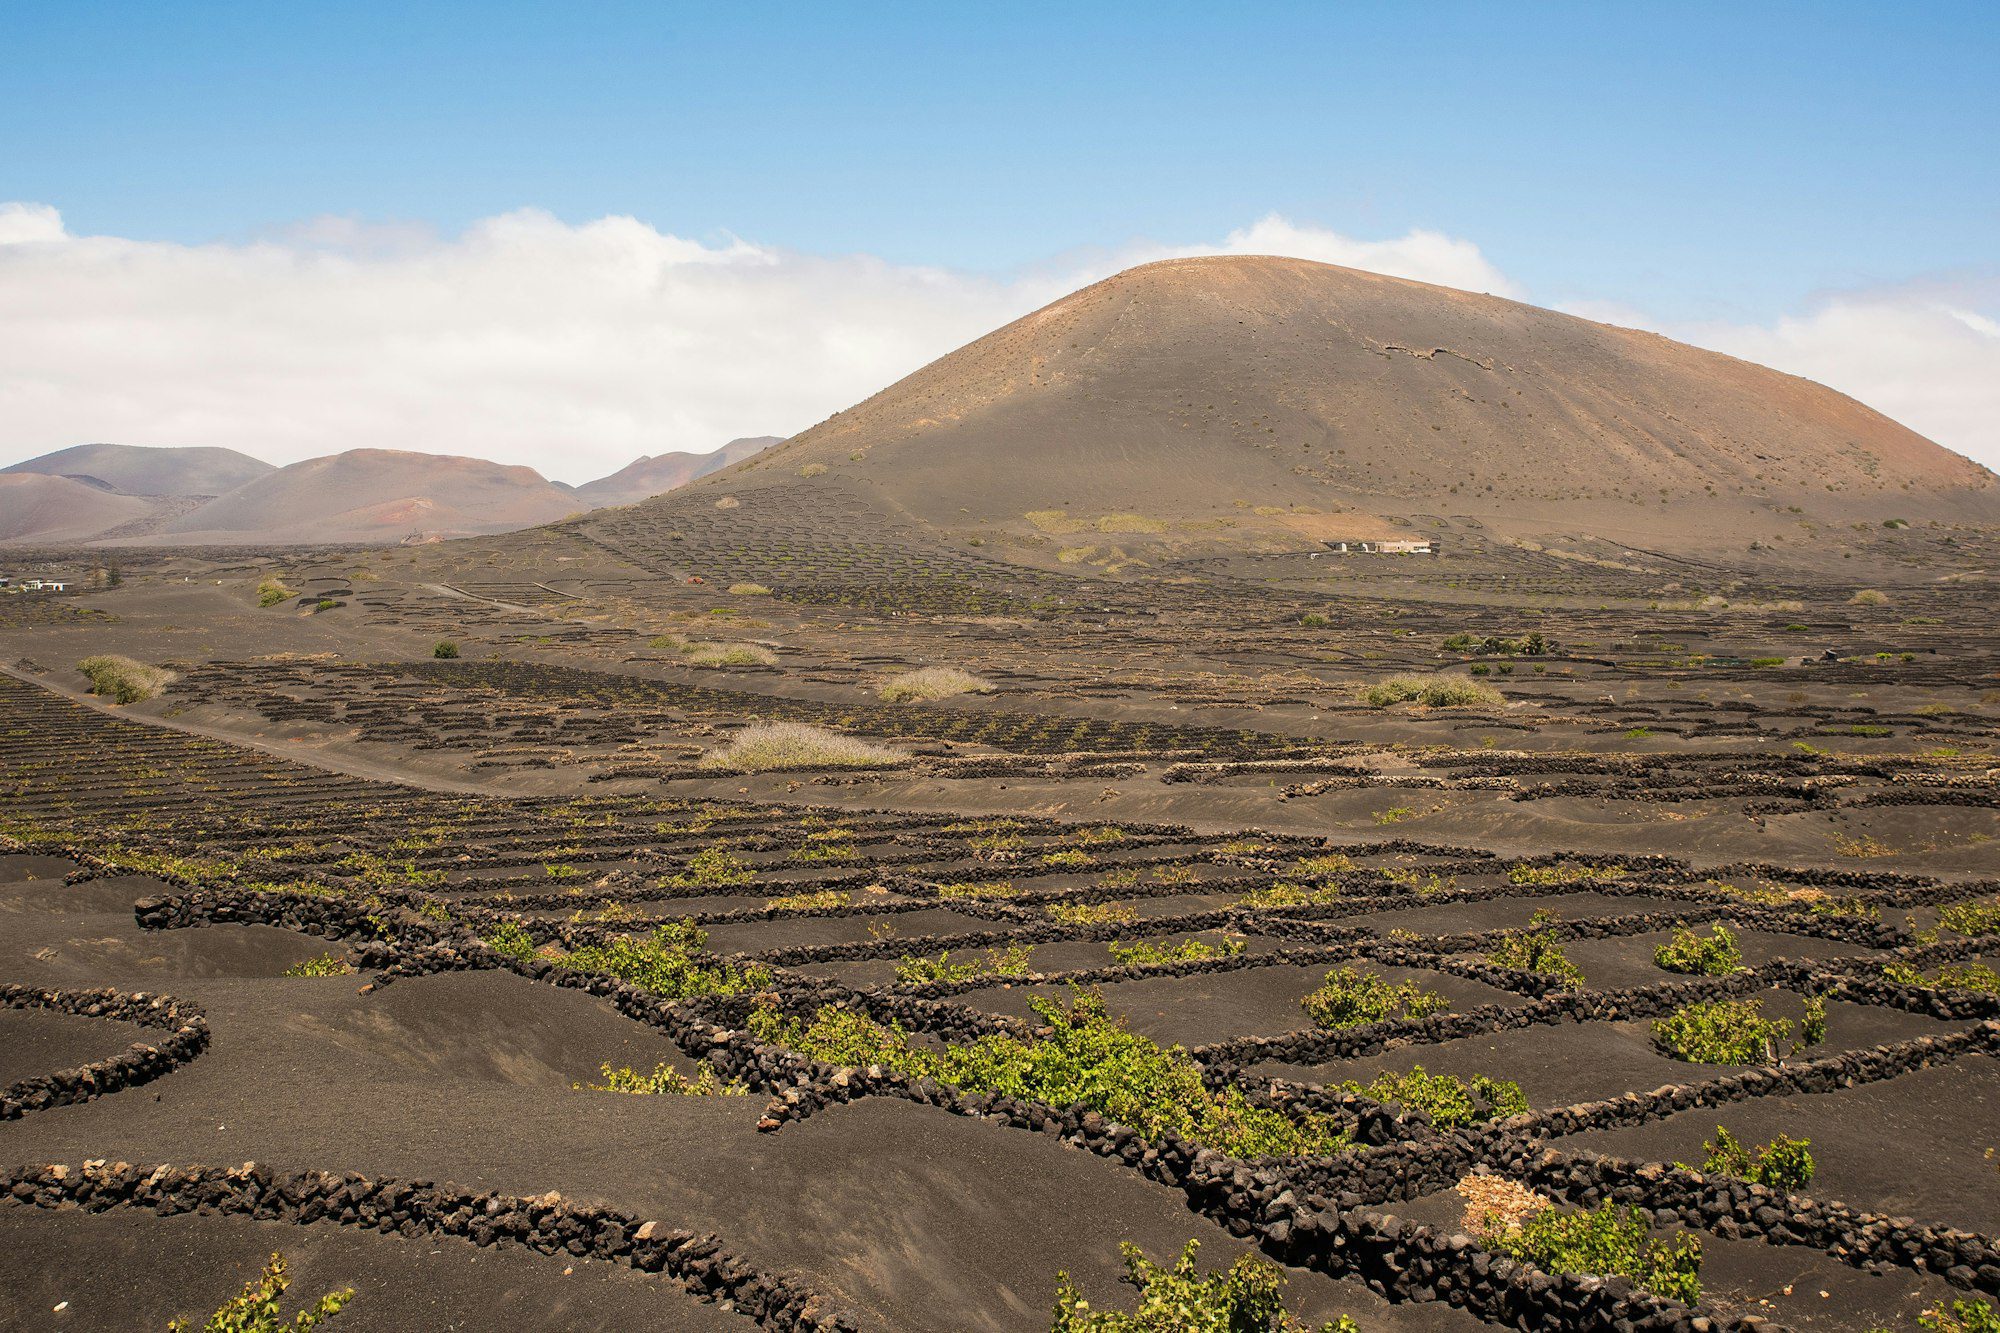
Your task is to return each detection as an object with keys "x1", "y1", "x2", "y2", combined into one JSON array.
[
  {"x1": 699, "y1": 723, "x2": 904, "y2": 773},
  {"x1": 77, "y1": 655, "x2": 176, "y2": 704},
  {"x1": 878, "y1": 666, "x2": 994, "y2": 703},
  {"x1": 1361, "y1": 674, "x2": 1503, "y2": 708}
]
